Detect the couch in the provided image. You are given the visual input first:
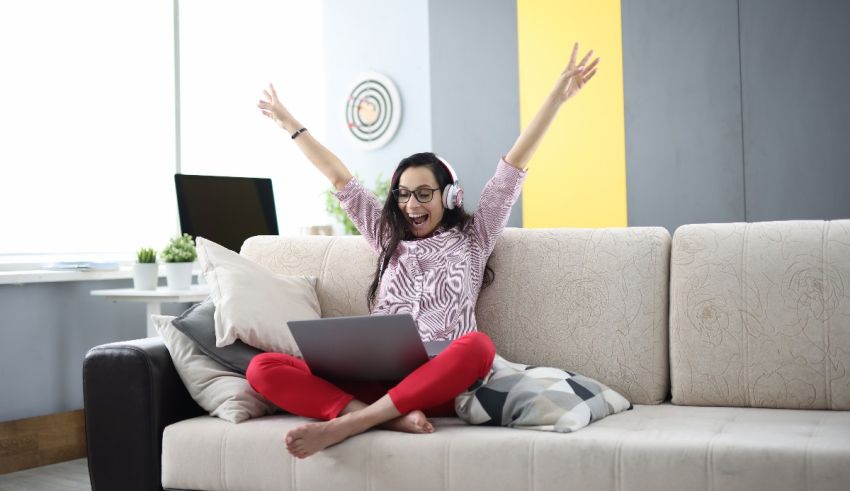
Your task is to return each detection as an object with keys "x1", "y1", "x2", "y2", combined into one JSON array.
[{"x1": 83, "y1": 220, "x2": 850, "y2": 490}]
